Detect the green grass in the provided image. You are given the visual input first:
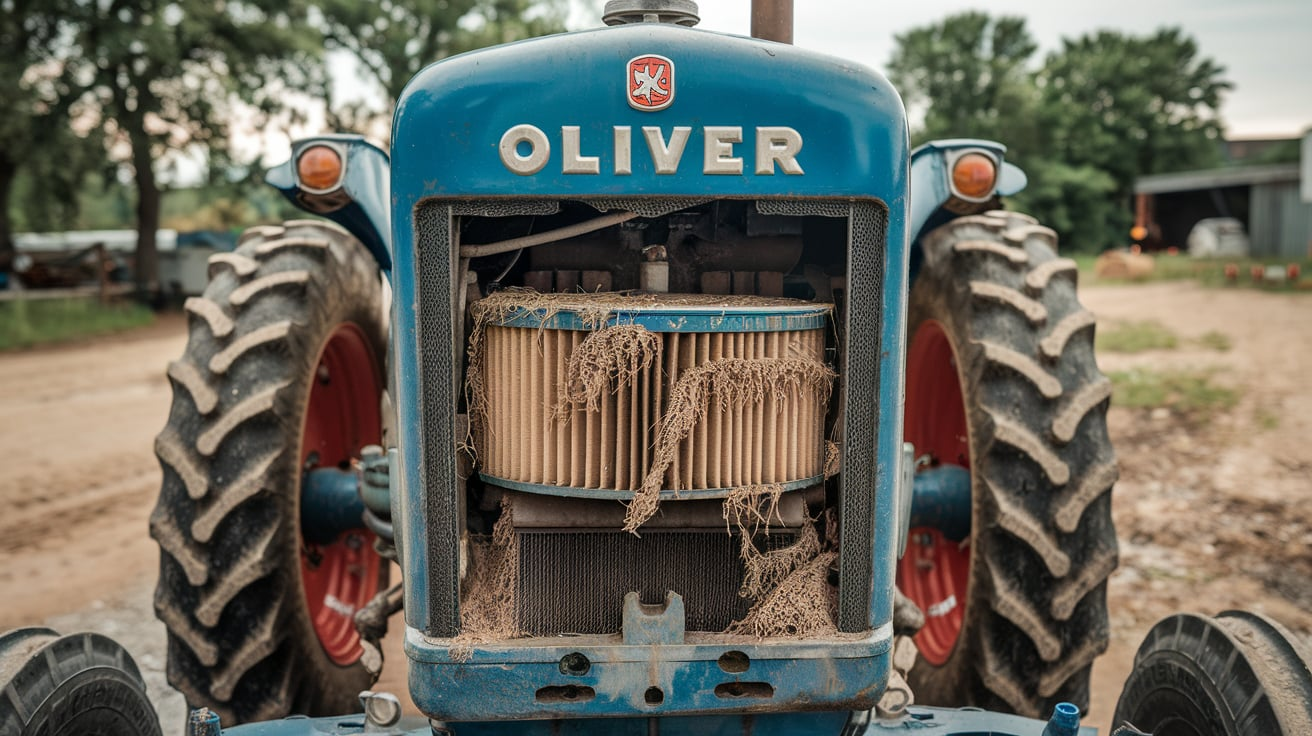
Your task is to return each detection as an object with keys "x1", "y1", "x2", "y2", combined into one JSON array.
[
  {"x1": 1196, "y1": 330, "x2": 1232, "y2": 351},
  {"x1": 0, "y1": 297, "x2": 154, "y2": 351},
  {"x1": 1255, "y1": 407, "x2": 1281, "y2": 431},
  {"x1": 1109, "y1": 368, "x2": 1238, "y2": 417},
  {"x1": 1079, "y1": 253, "x2": 1312, "y2": 292},
  {"x1": 1096, "y1": 320, "x2": 1179, "y2": 353}
]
